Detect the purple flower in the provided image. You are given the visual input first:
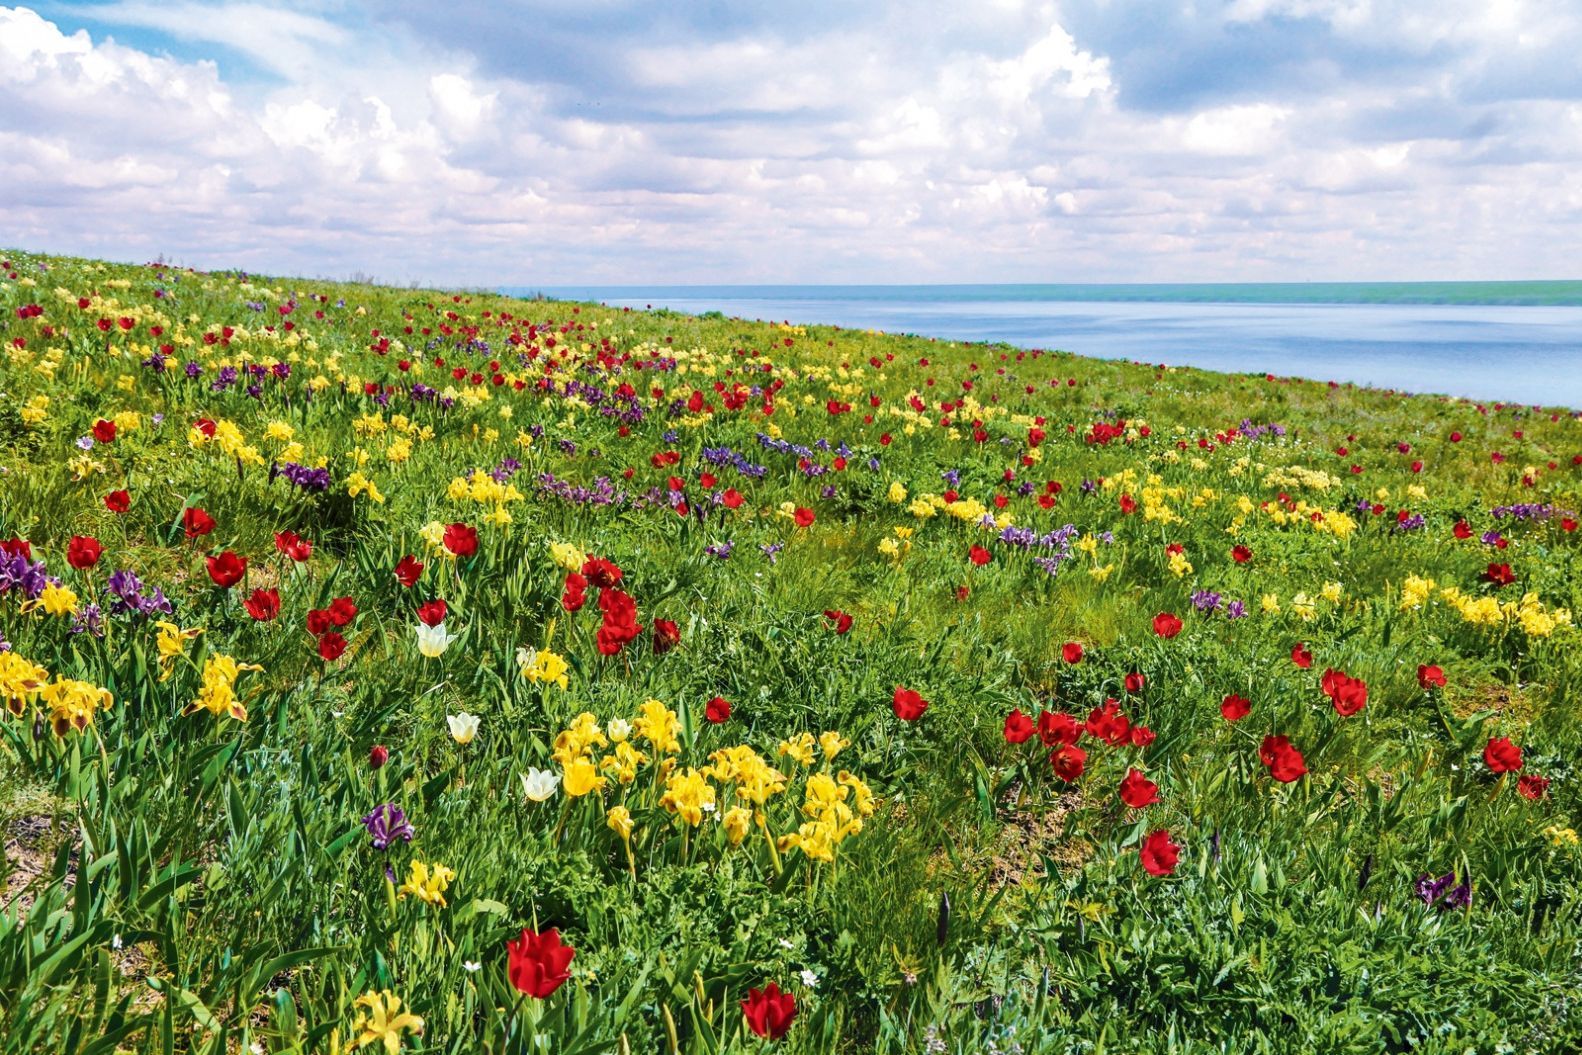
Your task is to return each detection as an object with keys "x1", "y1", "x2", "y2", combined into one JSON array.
[
  {"x1": 760, "y1": 542, "x2": 784, "y2": 564},
  {"x1": 1414, "y1": 871, "x2": 1470, "y2": 910},
  {"x1": 362, "y1": 803, "x2": 415, "y2": 851},
  {"x1": 278, "y1": 462, "x2": 332, "y2": 493},
  {"x1": 1190, "y1": 590, "x2": 1222, "y2": 612}
]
